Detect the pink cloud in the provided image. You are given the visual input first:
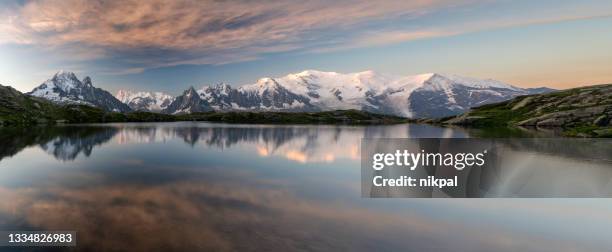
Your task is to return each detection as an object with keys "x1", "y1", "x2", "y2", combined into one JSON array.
[
  {"x1": 1, "y1": 0, "x2": 611, "y2": 72},
  {"x1": 3, "y1": 0, "x2": 451, "y2": 48},
  {"x1": 0, "y1": 0, "x2": 462, "y2": 67}
]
